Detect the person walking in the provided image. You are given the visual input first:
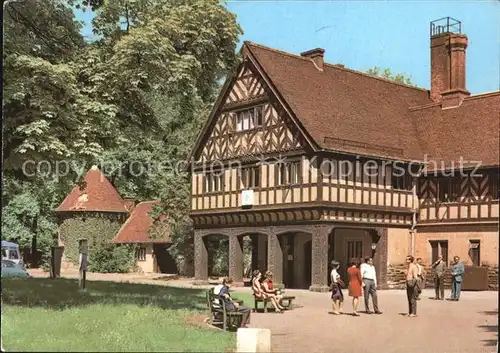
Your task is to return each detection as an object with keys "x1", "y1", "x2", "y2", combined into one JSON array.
[
  {"x1": 416, "y1": 258, "x2": 425, "y2": 300},
  {"x1": 450, "y1": 256, "x2": 465, "y2": 301},
  {"x1": 347, "y1": 258, "x2": 363, "y2": 316},
  {"x1": 405, "y1": 255, "x2": 419, "y2": 317},
  {"x1": 431, "y1": 255, "x2": 446, "y2": 300},
  {"x1": 329, "y1": 260, "x2": 344, "y2": 315},
  {"x1": 360, "y1": 257, "x2": 382, "y2": 314}
]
